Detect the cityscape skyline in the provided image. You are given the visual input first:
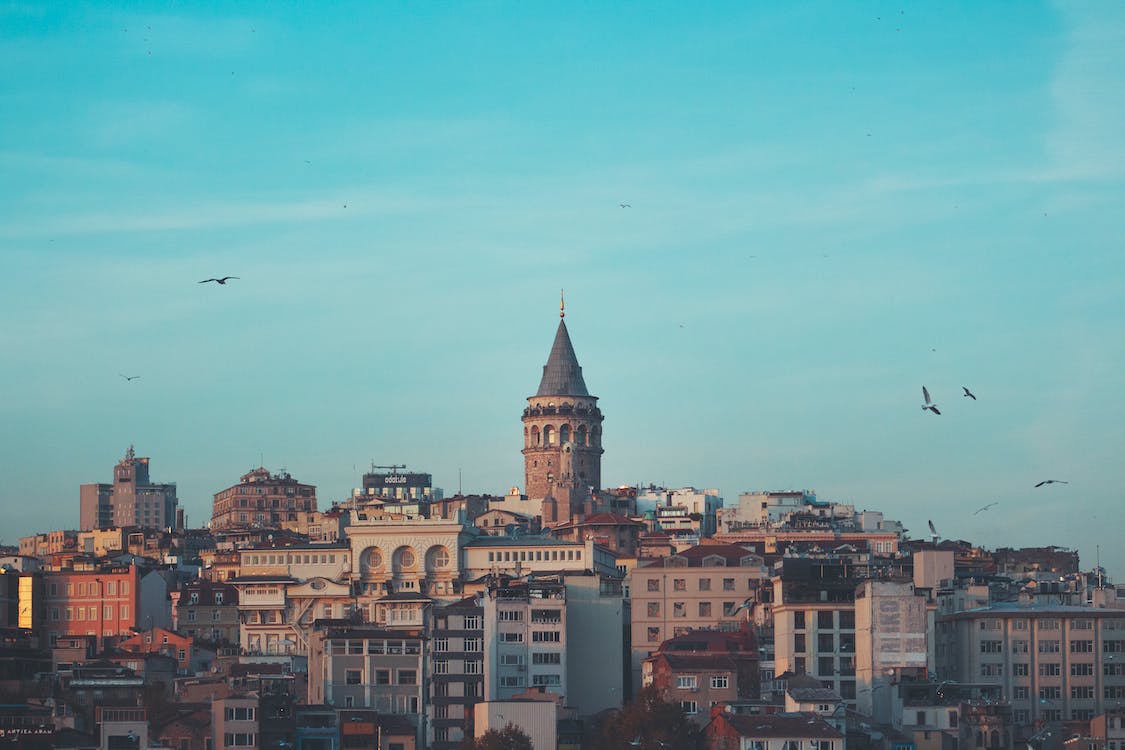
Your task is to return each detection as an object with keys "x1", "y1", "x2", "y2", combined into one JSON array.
[{"x1": 3, "y1": 1, "x2": 1124, "y2": 579}]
